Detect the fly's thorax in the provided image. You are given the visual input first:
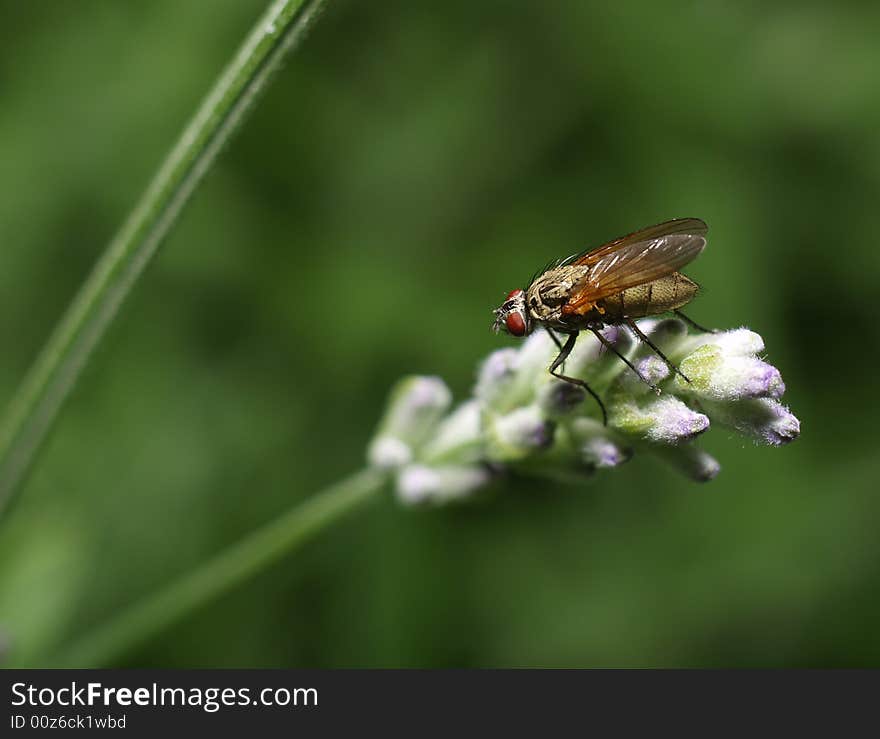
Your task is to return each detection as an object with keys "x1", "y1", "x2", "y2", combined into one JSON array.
[{"x1": 526, "y1": 266, "x2": 587, "y2": 323}]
